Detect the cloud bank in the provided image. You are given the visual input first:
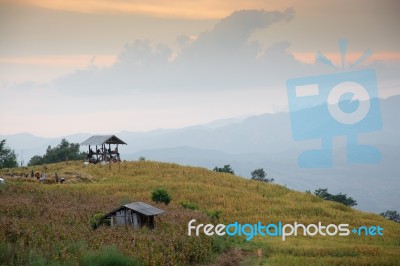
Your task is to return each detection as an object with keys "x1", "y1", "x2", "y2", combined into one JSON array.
[
  {"x1": 20, "y1": 8, "x2": 396, "y2": 99},
  {"x1": 51, "y1": 9, "x2": 312, "y2": 95}
]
